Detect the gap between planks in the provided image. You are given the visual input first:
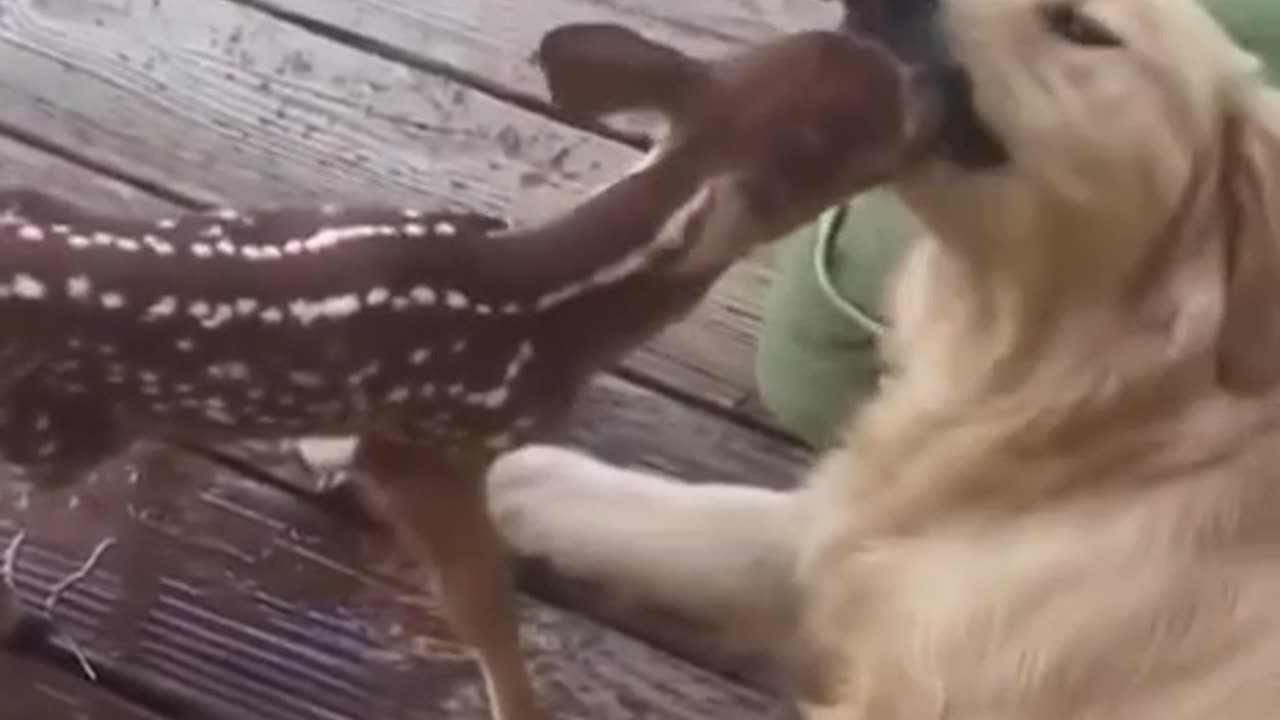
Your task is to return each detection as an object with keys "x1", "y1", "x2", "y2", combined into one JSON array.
[{"x1": 223, "y1": 0, "x2": 653, "y2": 149}]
